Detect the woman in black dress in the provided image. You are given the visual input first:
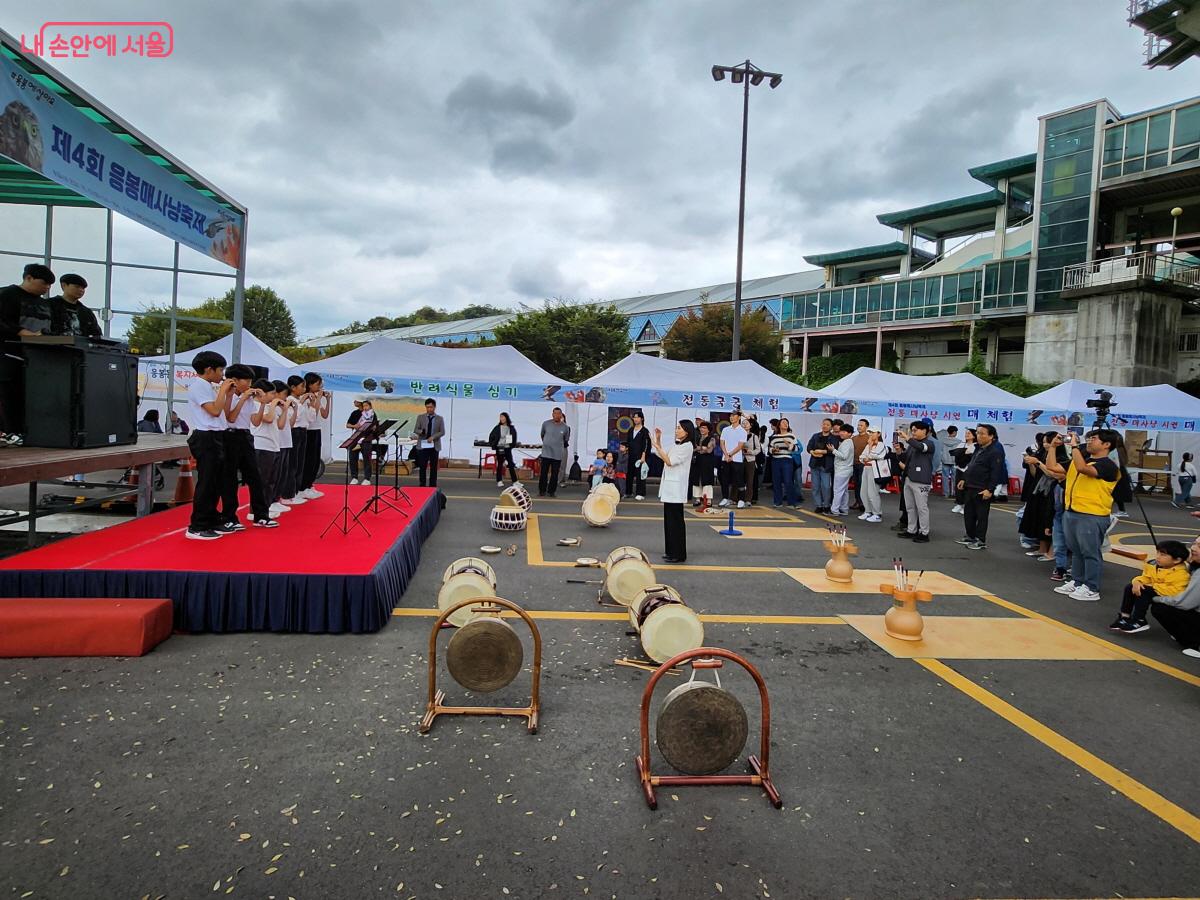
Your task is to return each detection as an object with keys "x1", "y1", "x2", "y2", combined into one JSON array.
[{"x1": 1019, "y1": 432, "x2": 1067, "y2": 561}]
